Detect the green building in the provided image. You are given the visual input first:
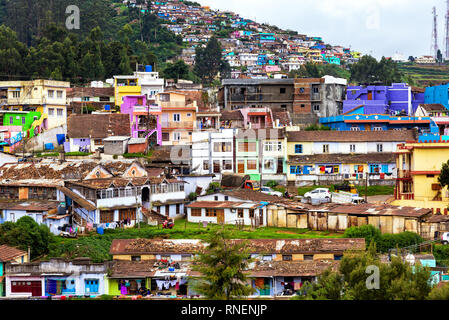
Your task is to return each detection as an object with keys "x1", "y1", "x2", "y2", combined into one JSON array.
[{"x1": 1, "y1": 111, "x2": 46, "y2": 138}]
